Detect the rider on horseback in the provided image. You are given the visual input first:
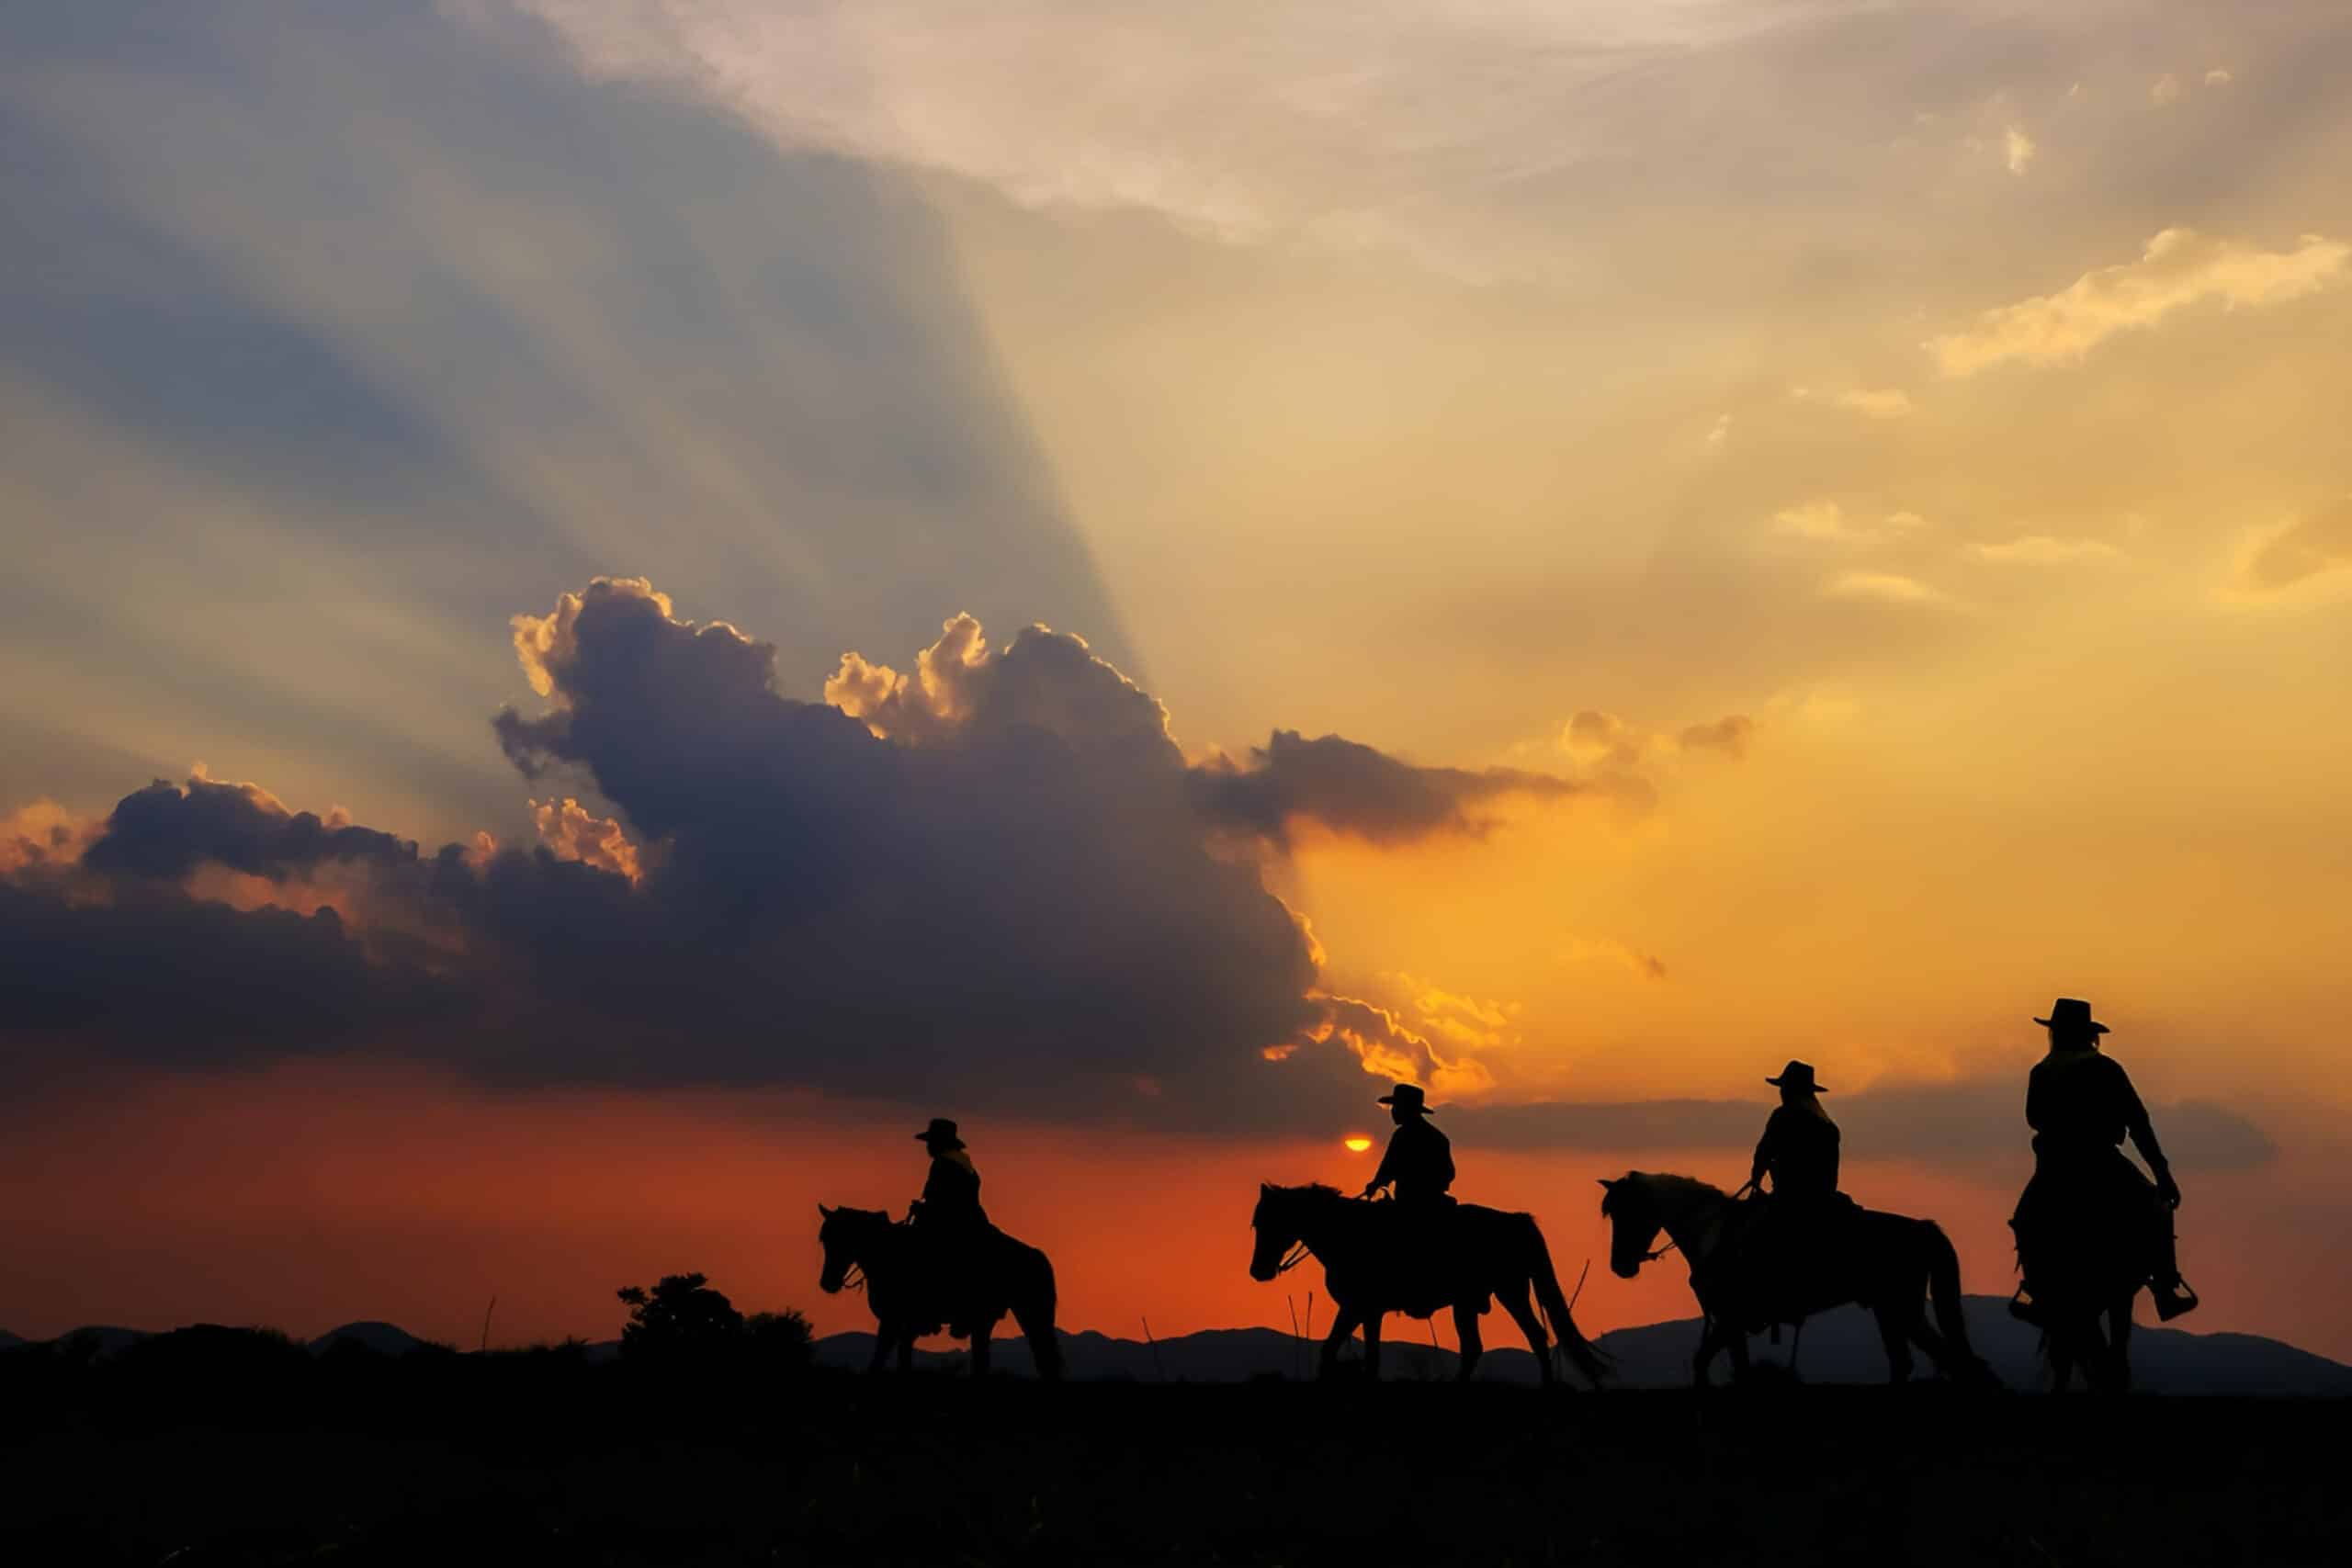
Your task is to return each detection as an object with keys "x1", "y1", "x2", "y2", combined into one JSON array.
[
  {"x1": 911, "y1": 1116, "x2": 990, "y2": 1332},
  {"x1": 2009, "y1": 999, "x2": 2197, "y2": 1323},
  {"x1": 1712, "y1": 1060, "x2": 1855, "y2": 1312},
  {"x1": 1361, "y1": 1083, "x2": 1454, "y2": 1208}
]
